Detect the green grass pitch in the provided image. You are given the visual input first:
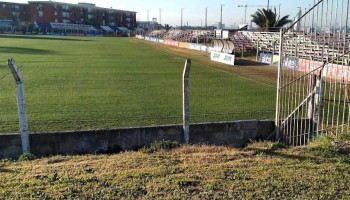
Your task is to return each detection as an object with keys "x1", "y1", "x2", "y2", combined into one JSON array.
[{"x1": 0, "y1": 35, "x2": 277, "y2": 133}]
